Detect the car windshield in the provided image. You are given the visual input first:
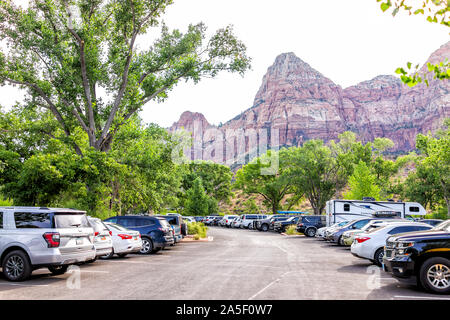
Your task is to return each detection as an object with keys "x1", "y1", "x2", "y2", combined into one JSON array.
[
  {"x1": 54, "y1": 213, "x2": 90, "y2": 228},
  {"x1": 433, "y1": 220, "x2": 450, "y2": 232}
]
